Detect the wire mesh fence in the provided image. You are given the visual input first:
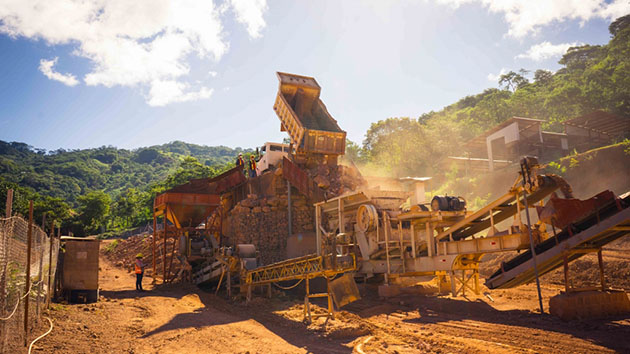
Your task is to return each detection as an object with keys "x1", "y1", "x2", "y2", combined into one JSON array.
[{"x1": 0, "y1": 215, "x2": 59, "y2": 352}]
